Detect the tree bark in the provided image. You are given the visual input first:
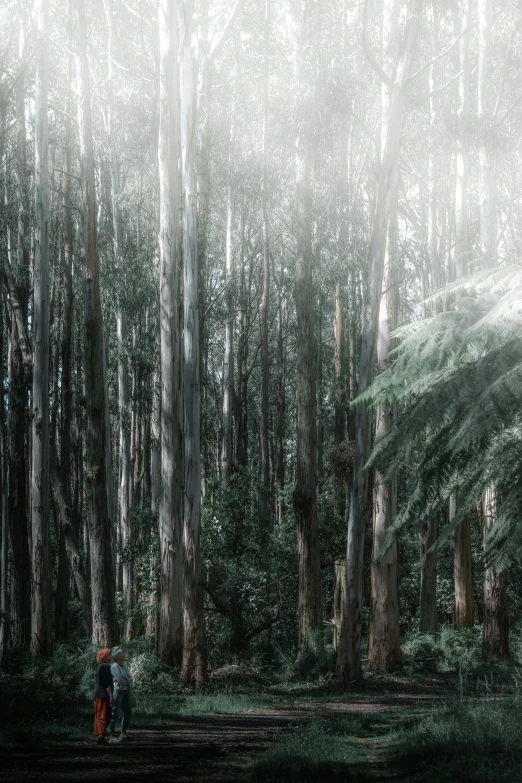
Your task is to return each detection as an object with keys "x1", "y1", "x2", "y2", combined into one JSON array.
[
  {"x1": 334, "y1": 284, "x2": 346, "y2": 447},
  {"x1": 428, "y1": 4, "x2": 442, "y2": 313},
  {"x1": 235, "y1": 210, "x2": 249, "y2": 469},
  {"x1": 368, "y1": 204, "x2": 400, "y2": 673},
  {"x1": 0, "y1": 299, "x2": 7, "y2": 661},
  {"x1": 6, "y1": 48, "x2": 31, "y2": 650},
  {"x1": 276, "y1": 253, "x2": 285, "y2": 524},
  {"x1": 284, "y1": 0, "x2": 323, "y2": 667},
  {"x1": 180, "y1": 0, "x2": 207, "y2": 684},
  {"x1": 452, "y1": 0, "x2": 473, "y2": 630},
  {"x1": 337, "y1": 2, "x2": 421, "y2": 680},
  {"x1": 455, "y1": 0, "x2": 470, "y2": 280},
  {"x1": 419, "y1": 517, "x2": 438, "y2": 634},
  {"x1": 482, "y1": 486, "x2": 509, "y2": 660},
  {"x1": 76, "y1": 0, "x2": 118, "y2": 647},
  {"x1": 259, "y1": 0, "x2": 271, "y2": 530},
  {"x1": 31, "y1": 0, "x2": 52, "y2": 658},
  {"x1": 157, "y1": 0, "x2": 184, "y2": 665},
  {"x1": 103, "y1": 0, "x2": 134, "y2": 640},
  {"x1": 367, "y1": 0, "x2": 401, "y2": 673},
  {"x1": 221, "y1": 180, "x2": 234, "y2": 481},
  {"x1": 452, "y1": 495, "x2": 474, "y2": 628},
  {"x1": 51, "y1": 458, "x2": 92, "y2": 637}
]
